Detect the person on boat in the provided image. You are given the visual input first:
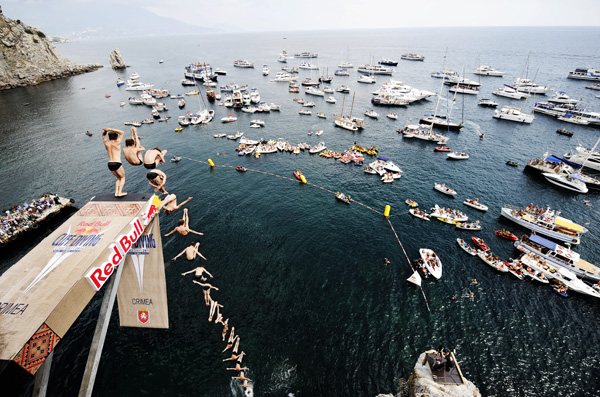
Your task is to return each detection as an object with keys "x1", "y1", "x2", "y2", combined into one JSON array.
[
  {"x1": 143, "y1": 147, "x2": 168, "y2": 169},
  {"x1": 123, "y1": 126, "x2": 145, "y2": 166},
  {"x1": 164, "y1": 208, "x2": 204, "y2": 237},
  {"x1": 193, "y1": 280, "x2": 218, "y2": 306},
  {"x1": 172, "y1": 242, "x2": 207, "y2": 261},
  {"x1": 181, "y1": 265, "x2": 213, "y2": 281},
  {"x1": 102, "y1": 127, "x2": 127, "y2": 197},
  {"x1": 161, "y1": 195, "x2": 193, "y2": 215},
  {"x1": 147, "y1": 169, "x2": 168, "y2": 194}
]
